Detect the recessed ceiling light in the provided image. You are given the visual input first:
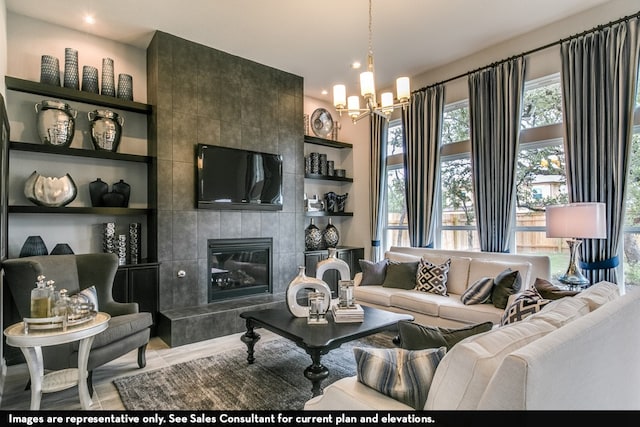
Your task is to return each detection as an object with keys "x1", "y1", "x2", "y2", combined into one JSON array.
[
  {"x1": 321, "y1": 89, "x2": 328, "y2": 96},
  {"x1": 351, "y1": 61, "x2": 361, "y2": 69},
  {"x1": 83, "y1": 15, "x2": 95, "y2": 25}
]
